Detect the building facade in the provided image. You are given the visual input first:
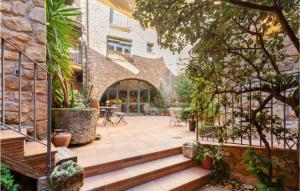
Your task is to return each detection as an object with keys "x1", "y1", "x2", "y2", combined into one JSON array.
[{"x1": 74, "y1": 0, "x2": 183, "y2": 114}]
